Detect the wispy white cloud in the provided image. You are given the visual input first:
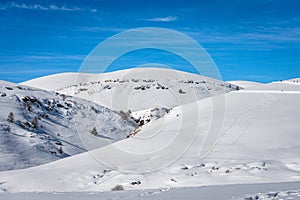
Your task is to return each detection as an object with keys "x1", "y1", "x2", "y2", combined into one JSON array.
[
  {"x1": 0, "y1": 2, "x2": 97, "y2": 12},
  {"x1": 145, "y1": 16, "x2": 178, "y2": 22},
  {"x1": 80, "y1": 27, "x2": 126, "y2": 33},
  {"x1": 0, "y1": 53, "x2": 85, "y2": 62}
]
